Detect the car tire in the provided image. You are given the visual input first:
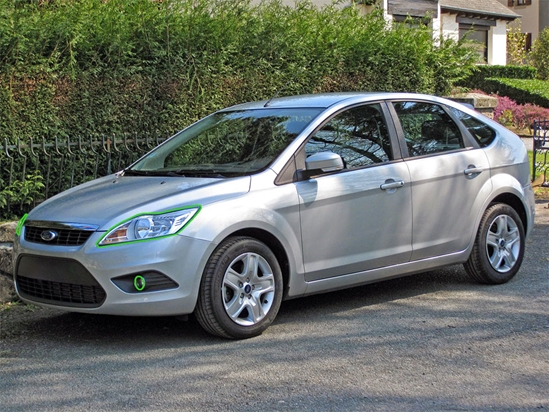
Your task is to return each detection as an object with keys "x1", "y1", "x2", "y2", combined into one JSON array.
[
  {"x1": 195, "y1": 236, "x2": 283, "y2": 339},
  {"x1": 464, "y1": 203, "x2": 525, "y2": 284}
]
